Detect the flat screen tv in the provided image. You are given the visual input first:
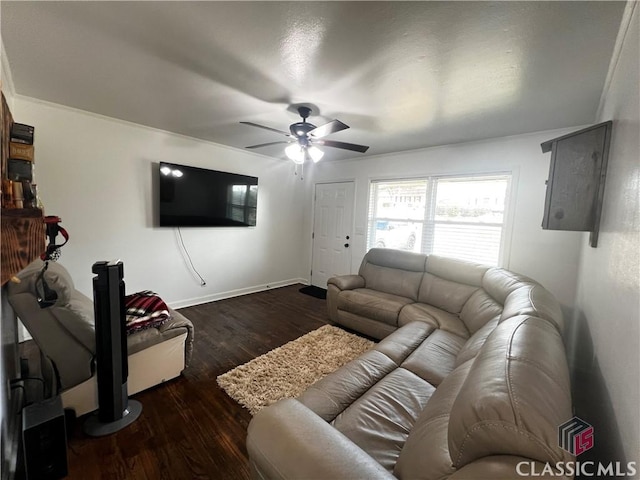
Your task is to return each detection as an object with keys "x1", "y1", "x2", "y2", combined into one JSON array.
[{"x1": 158, "y1": 162, "x2": 258, "y2": 227}]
